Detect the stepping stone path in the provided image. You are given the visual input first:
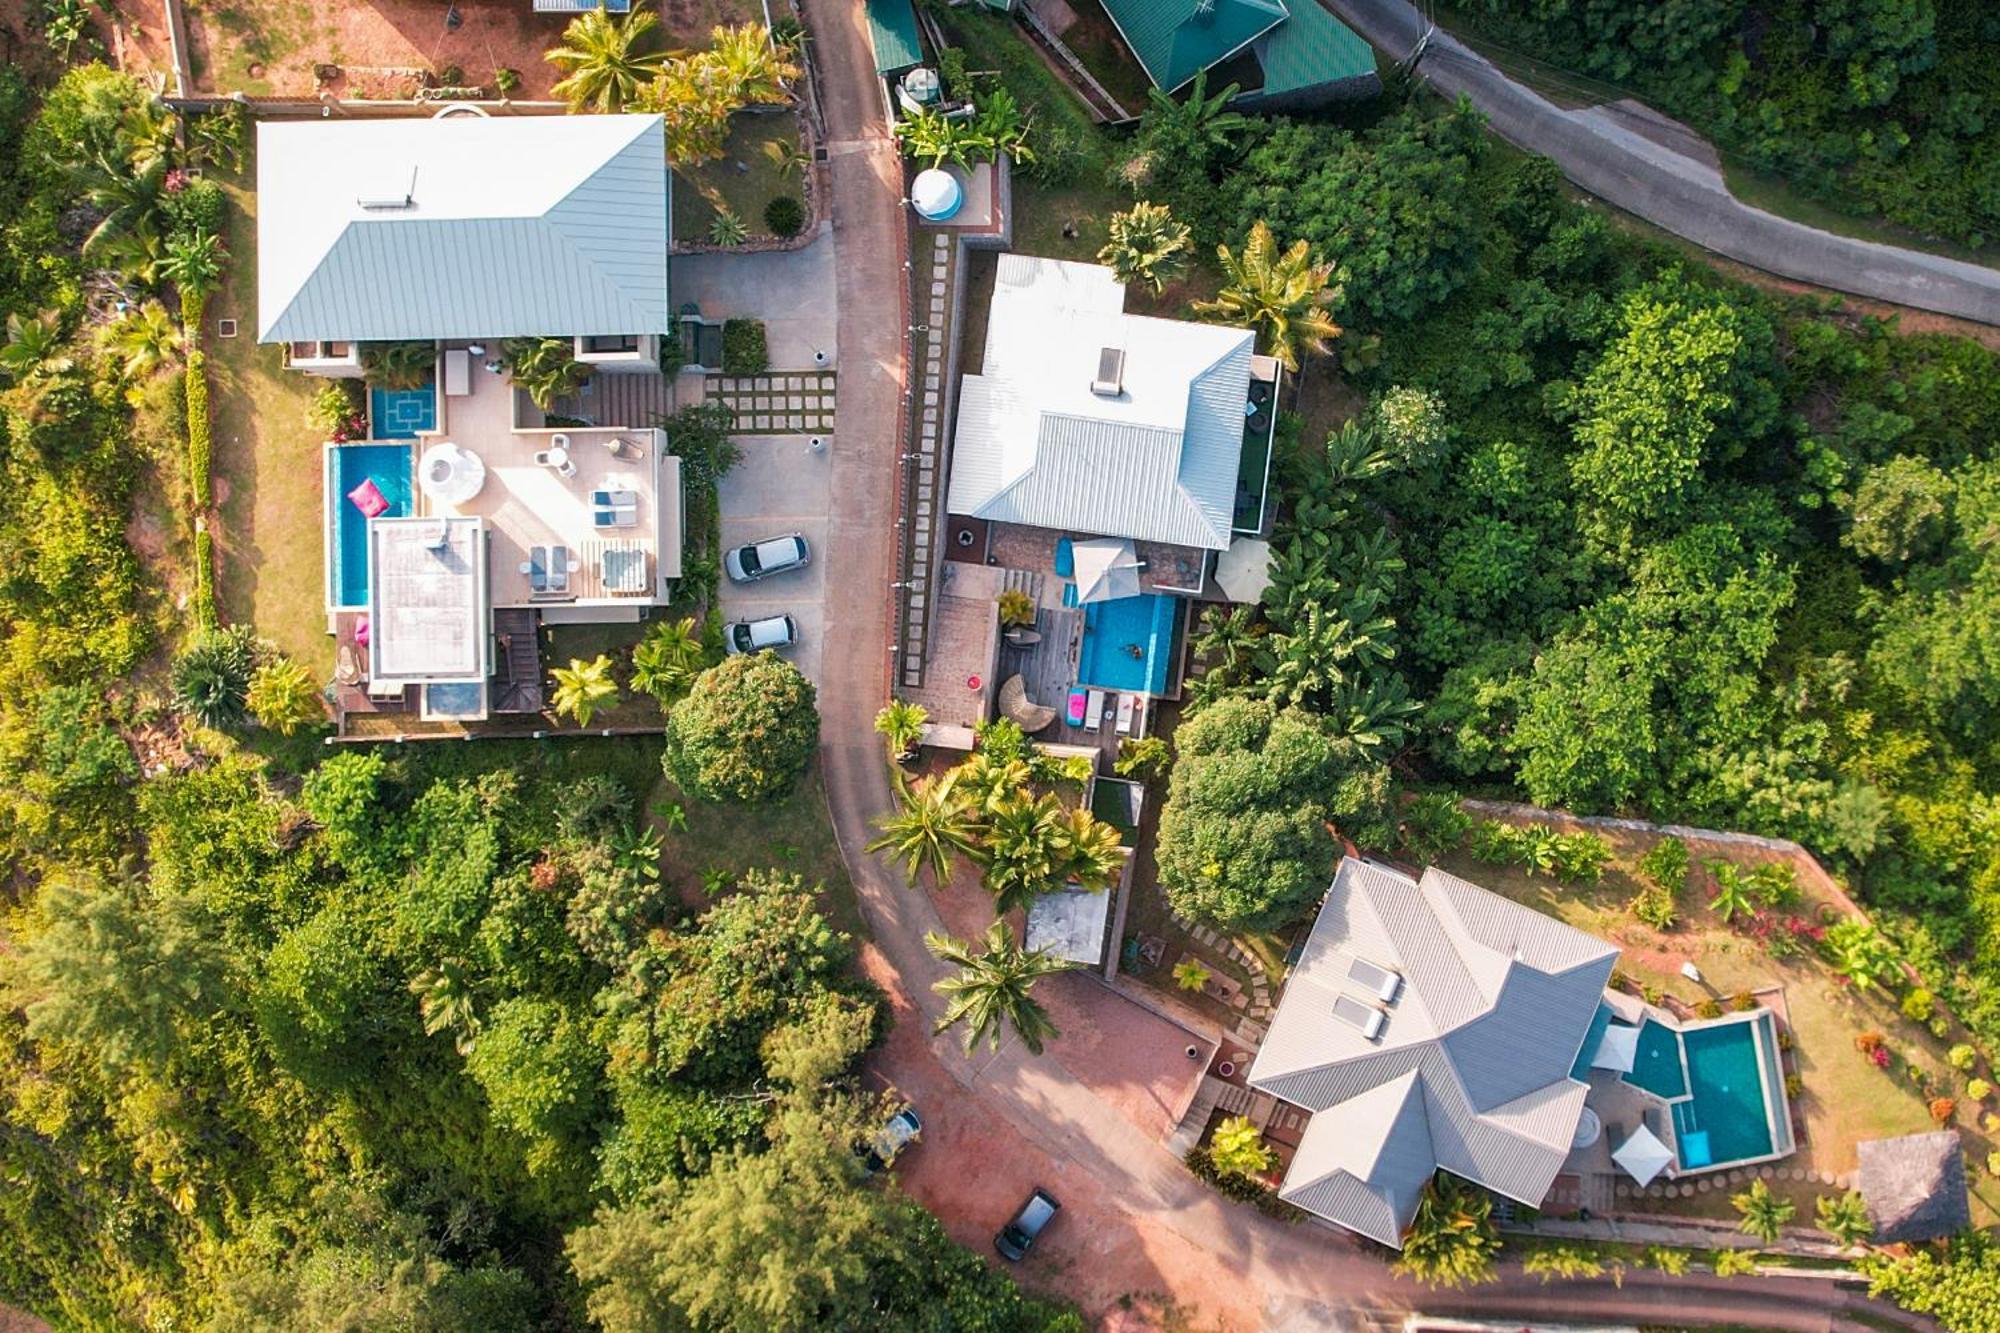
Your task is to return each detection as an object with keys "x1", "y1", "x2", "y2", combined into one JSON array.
[
  {"x1": 896, "y1": 231, "x2": 956, "y2": 691},
  {"x1": 704, "y1": 371, "x2": 837, "y2": 435},
  {"x1": 1178, "y1": 916, "x2": 1277, "y2": 1047}
]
